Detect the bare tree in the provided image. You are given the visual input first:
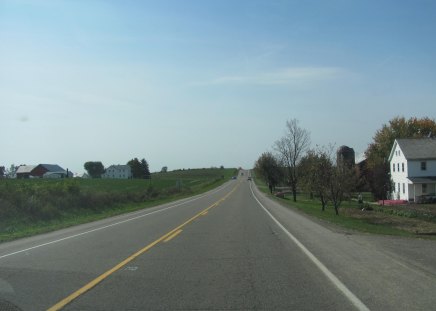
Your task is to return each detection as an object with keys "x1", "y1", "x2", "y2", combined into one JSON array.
[
  {"x1": 274, "y1": 119, "x2": 311, "y2": 202},
  {"x1": 328, "y1": 163, "x2": 356, "y2": 215},
  {"x1": 300, "y1": 147, "x2": 332, "y2": 211}
]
